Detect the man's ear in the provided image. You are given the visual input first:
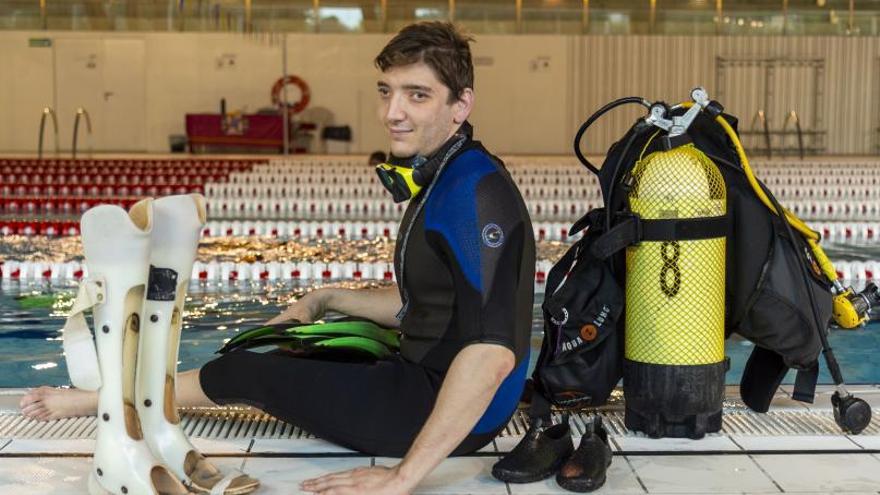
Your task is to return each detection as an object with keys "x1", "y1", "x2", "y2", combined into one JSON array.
[{"x1": 452, "y1": 88, "x2": 474, "y2": 124}]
